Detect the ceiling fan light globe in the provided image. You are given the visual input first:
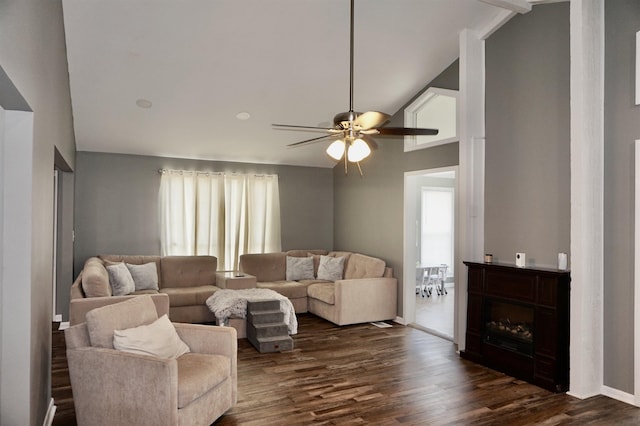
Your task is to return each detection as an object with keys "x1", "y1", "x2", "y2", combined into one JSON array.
[
  {"x1": 327, "y1": 140, "x2": 346, "y2": 161},
  {"x1": 347, "y1": 138, "x2": 371, "y2": 162}
]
